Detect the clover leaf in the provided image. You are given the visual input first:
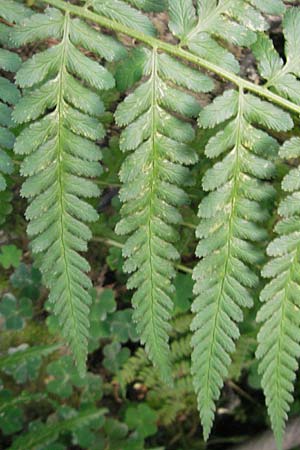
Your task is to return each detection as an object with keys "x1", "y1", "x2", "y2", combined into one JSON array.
[
  {"x1": 125, "y1": 404, "x2": 158, "y2": 439},
  {"x1": 46, "y1": 356, "x2": 86, "y2": 398},
  {"x1": 89, "y1": 289, "x2": 117, "y2": 351},
  {"x1": 103, "y1": 342, "x2": 130, "y2": 373},
  {"x1": 0, "y1": 245, "x2": 22, "y2": 269},
  {"x1": 0, "y1": 390, "x2": 23, "y2": 435},
  {"x1": 110, "y1": 309, "x2": 139, "y2": 343},
  {"x1": 0, "y1": 294, "x2": 32, "y2": 330},
  {"x1": 2, "y1": 344, "x2": 42, "y2": 384},
  {"x1": 10, "y1": 263, "x2": 41, "y2": 301},
  {"x1": 80, "y1": 373, "x2": 103, "y2": 406}
]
